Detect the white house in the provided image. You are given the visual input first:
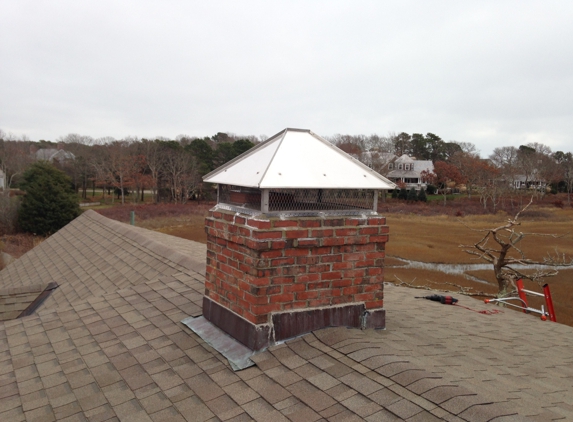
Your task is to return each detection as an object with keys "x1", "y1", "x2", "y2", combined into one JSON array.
[
  {"x1": 0, "y1": 168, "x2": 5, "y2": 190},
  {"x1": 386, "y1": 154, "x2": 434, "y2": 191}
]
